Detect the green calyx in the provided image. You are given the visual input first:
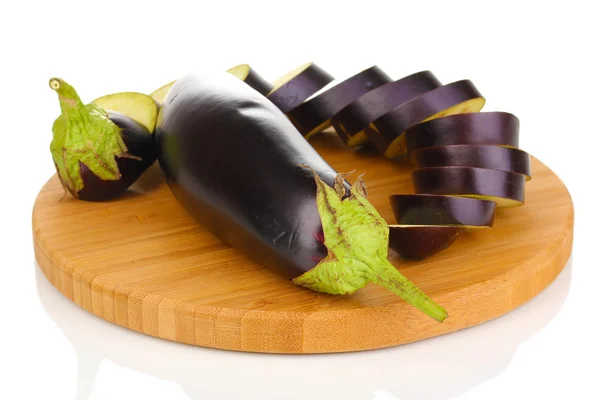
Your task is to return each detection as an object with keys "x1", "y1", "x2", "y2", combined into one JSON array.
[
  {"x1": 49, "y1": 77, "x2": 129, "y2": 196},
  {"x1": 293, "y1": 168, "x2": 448, "y2": 322}
]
